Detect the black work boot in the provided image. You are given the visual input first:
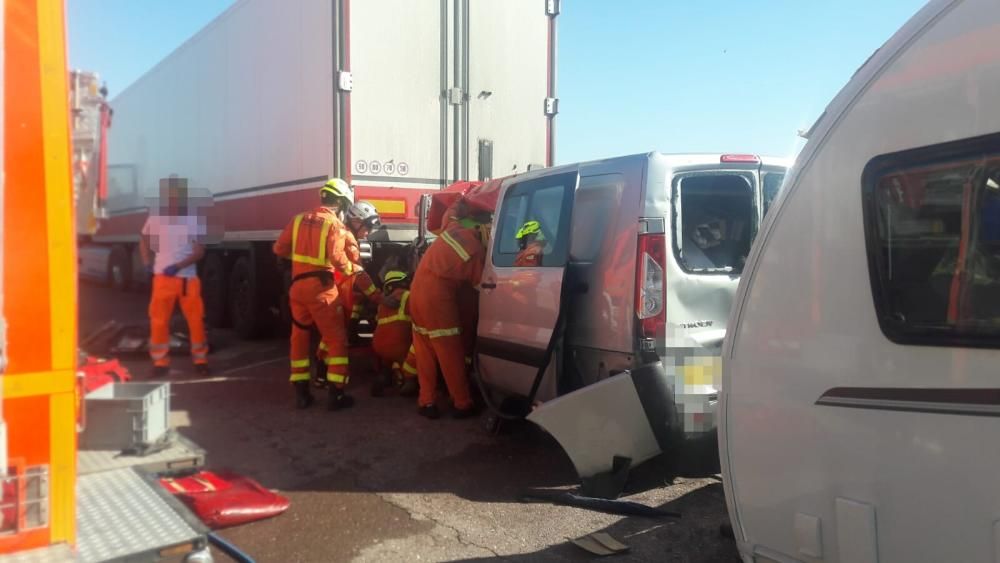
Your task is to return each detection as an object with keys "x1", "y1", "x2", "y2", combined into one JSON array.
[
  {"x1": 399, "y1": 378, "x2": 419, "y2": 397},
  {"x1": 328, "y1": 388, "x2": 355, "y2": 411},
  {"x1": 370, "y1": 368, "x2": 392, "y2": 397},
  {"x1": 152, "y1": 366, "x2": 169, "y2": 378},
  {"x1": 195, "y1": 364, "x2": 210, "y2": 376},
  {"x1": 418, "y1": 404, "x2": 440, "y2": 419},
  {"x1": 294, "y1": 381, "x2": 314, "y2": 409}
]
